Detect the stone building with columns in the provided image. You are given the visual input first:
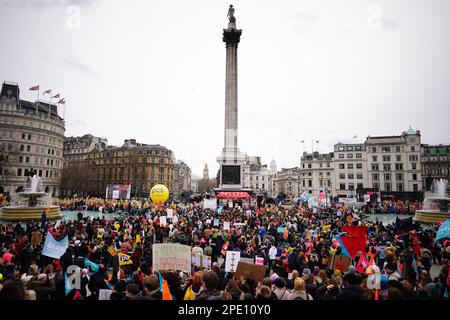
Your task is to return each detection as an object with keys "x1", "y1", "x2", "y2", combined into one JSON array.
[
  {"x1": 299, "y1": 151, "x2": 335, "y2": 197},
  {"x1": 0, "y1": 81, "x2": 64, "y2": 196}
]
